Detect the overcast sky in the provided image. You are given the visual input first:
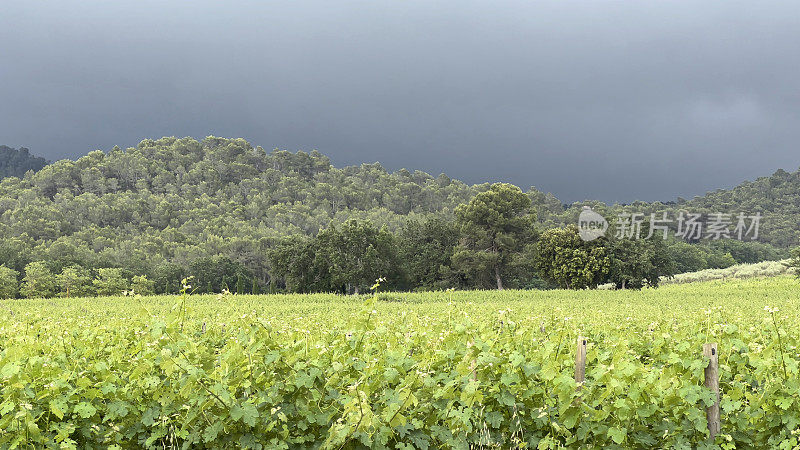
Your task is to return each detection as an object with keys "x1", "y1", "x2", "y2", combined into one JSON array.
[{"x1": 2, "y1": 1, "x2": 799, "y2": 203}]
